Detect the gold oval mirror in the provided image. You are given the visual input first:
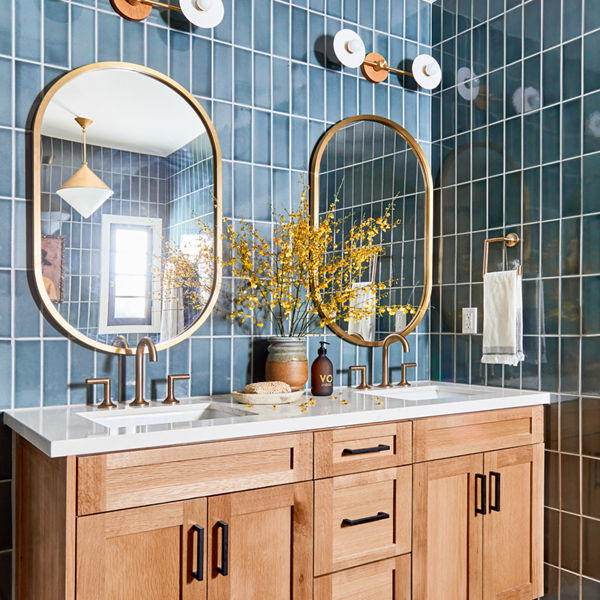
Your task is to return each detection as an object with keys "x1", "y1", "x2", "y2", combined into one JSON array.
[
  {"x1": 32, "y1": 62, "x2": 222, "y2": 355},
  {"x1": 309, "y1": 115, "x2": 433, "y2": 347}
]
